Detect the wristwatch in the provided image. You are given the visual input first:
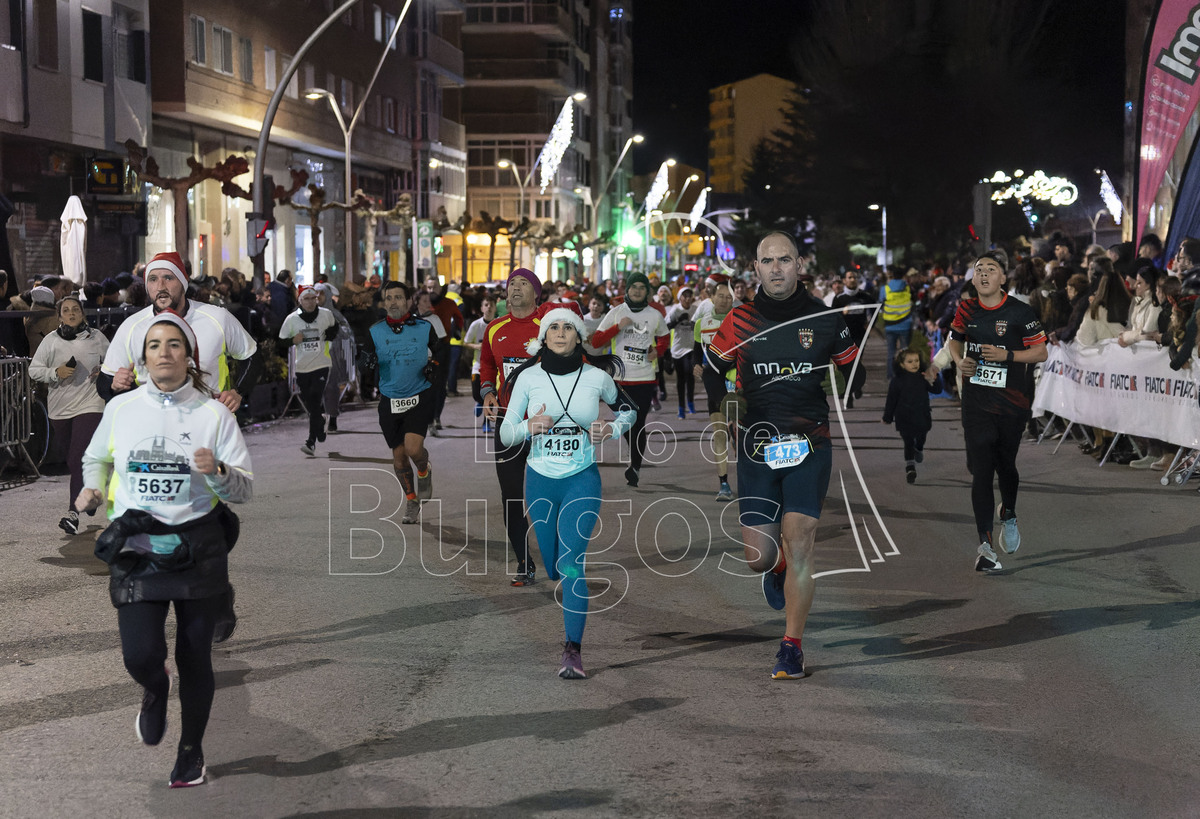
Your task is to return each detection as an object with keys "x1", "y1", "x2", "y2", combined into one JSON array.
[
  {"x1": 216, "y1": 461, "x2": 228, "y2": 478},
  {"x1": 1005, "y1": 350, "x2": 1014, "y2": 364}
]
